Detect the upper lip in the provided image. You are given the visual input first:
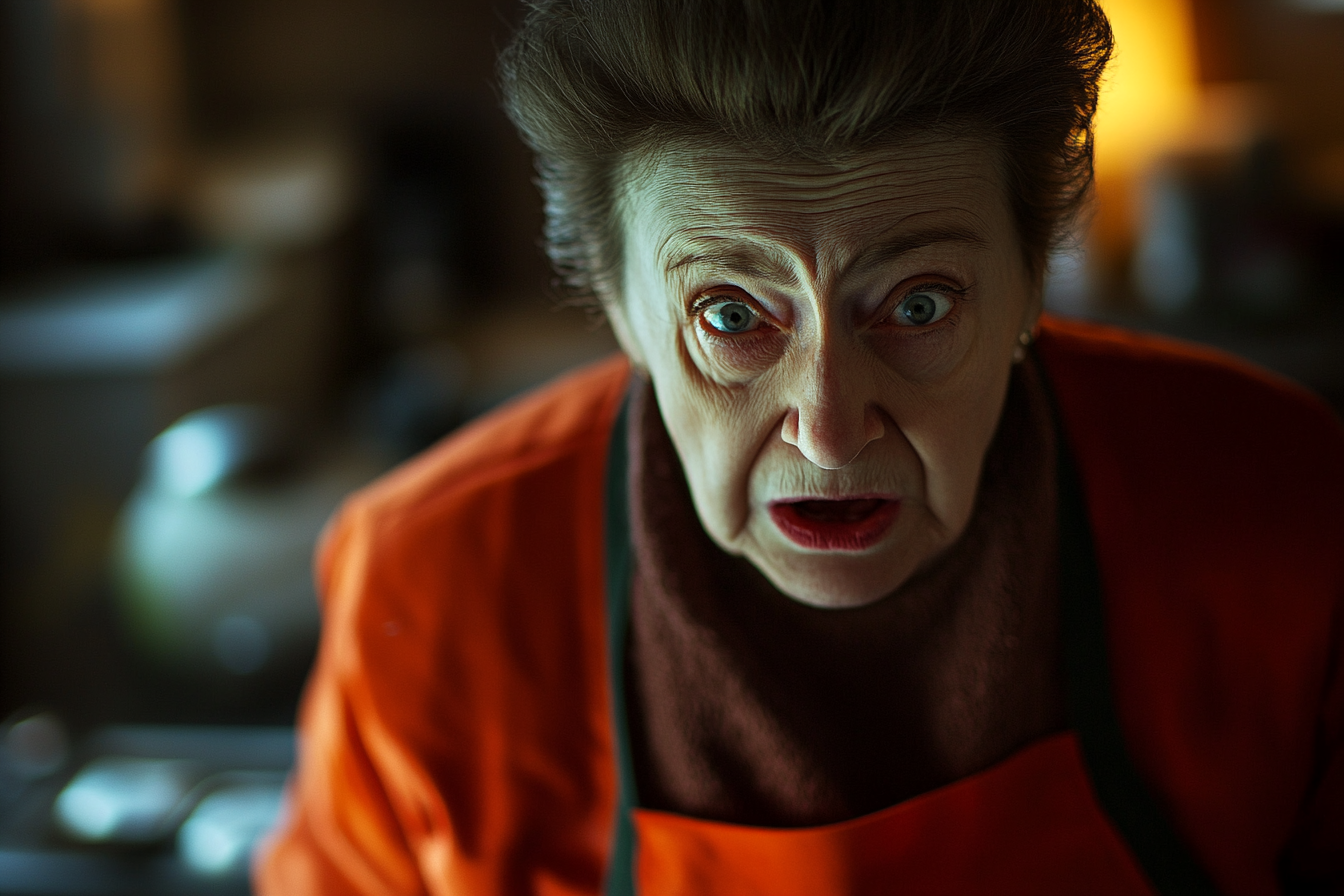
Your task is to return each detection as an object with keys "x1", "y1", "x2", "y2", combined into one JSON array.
[{"x1": 768, "y1": 492, "x2": 901, "y2": 504}]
